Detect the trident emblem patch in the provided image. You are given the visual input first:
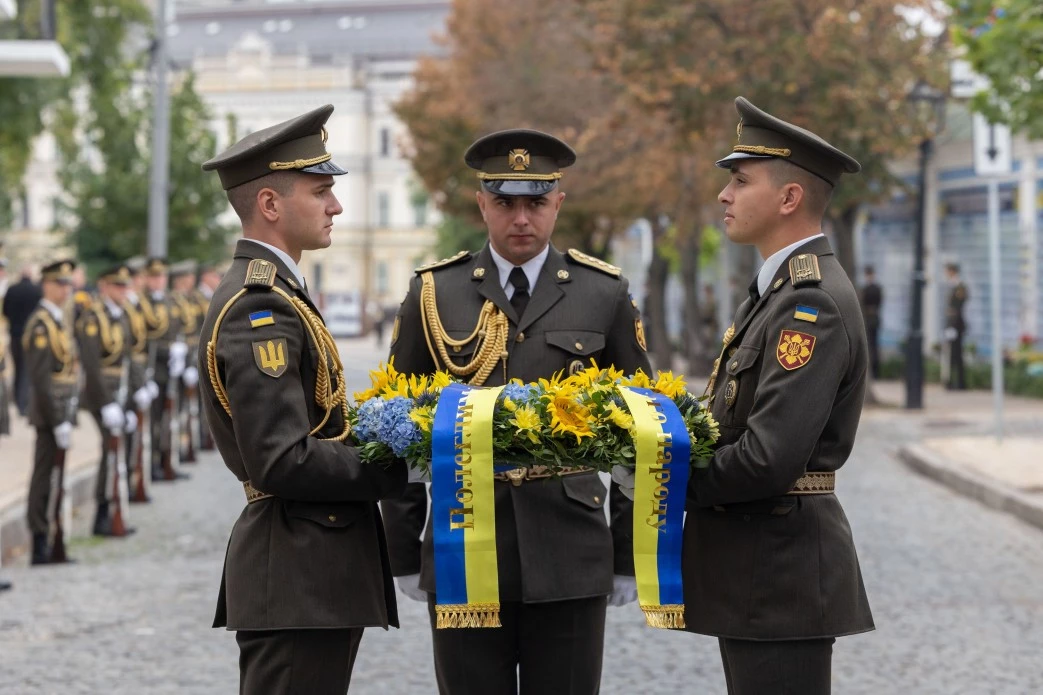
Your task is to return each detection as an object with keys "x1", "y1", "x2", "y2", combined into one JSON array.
[{"x1": 253, "y1": 338, "x2": 288, "y2": 378}]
